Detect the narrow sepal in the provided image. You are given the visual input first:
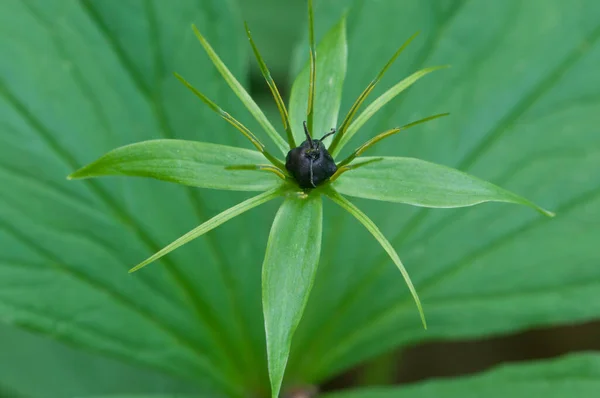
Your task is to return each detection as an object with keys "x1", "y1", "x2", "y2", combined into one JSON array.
[{"x1": 328, "y1": 31, "x2": 420, "y2": 154}]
